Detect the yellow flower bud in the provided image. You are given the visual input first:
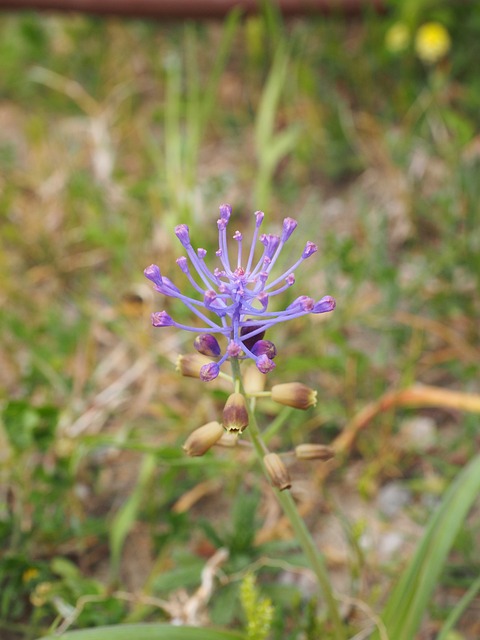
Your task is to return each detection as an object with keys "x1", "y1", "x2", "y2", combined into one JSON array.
[
  {"x1": 271, "y1": 383, "x2": 317, "y2": 410},
  {"x1": 222, "y1": 392, "x2": 249, "y2": 433},
  {"x1": 263, "y1": 453, "x2": 291, "y2": 491},
  {"x1": 182, "y1": 421, "x2": 224, "y2": 457},
  {"x1": 295, "y1": 444, "x2": 335, "y2": 461}
]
